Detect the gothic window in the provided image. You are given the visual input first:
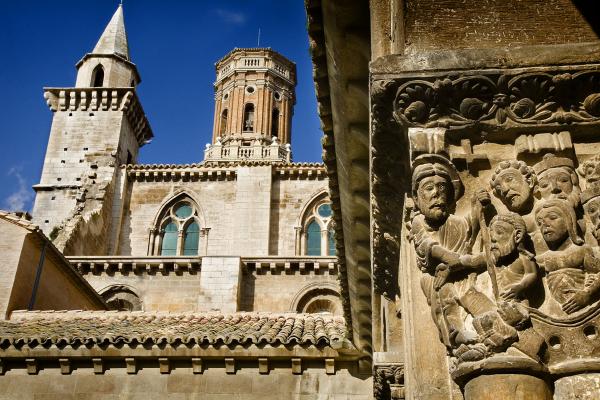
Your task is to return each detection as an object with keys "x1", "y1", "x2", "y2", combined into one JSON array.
[
  {"x1": 100, "y1": 285, "x2": 142, "y2": 311},
  {"x1": 243, "y1": 103, "x2": 255, "y2": 132},
  {"x1": 155, "y1": 199, "x2": 202, "y2": 256},
  {"x1": 91, "y1": 64, "x2": 104, "y2": 87},
  {"x1": 271, "y1": 108, "x2": 280, "y2": 137},
  {"x1": 301, "y1": 199, "x2": 336, "y2": 256},
  {"x1": 220, "y1": 109, "x2": 228, "y2": 135}
]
